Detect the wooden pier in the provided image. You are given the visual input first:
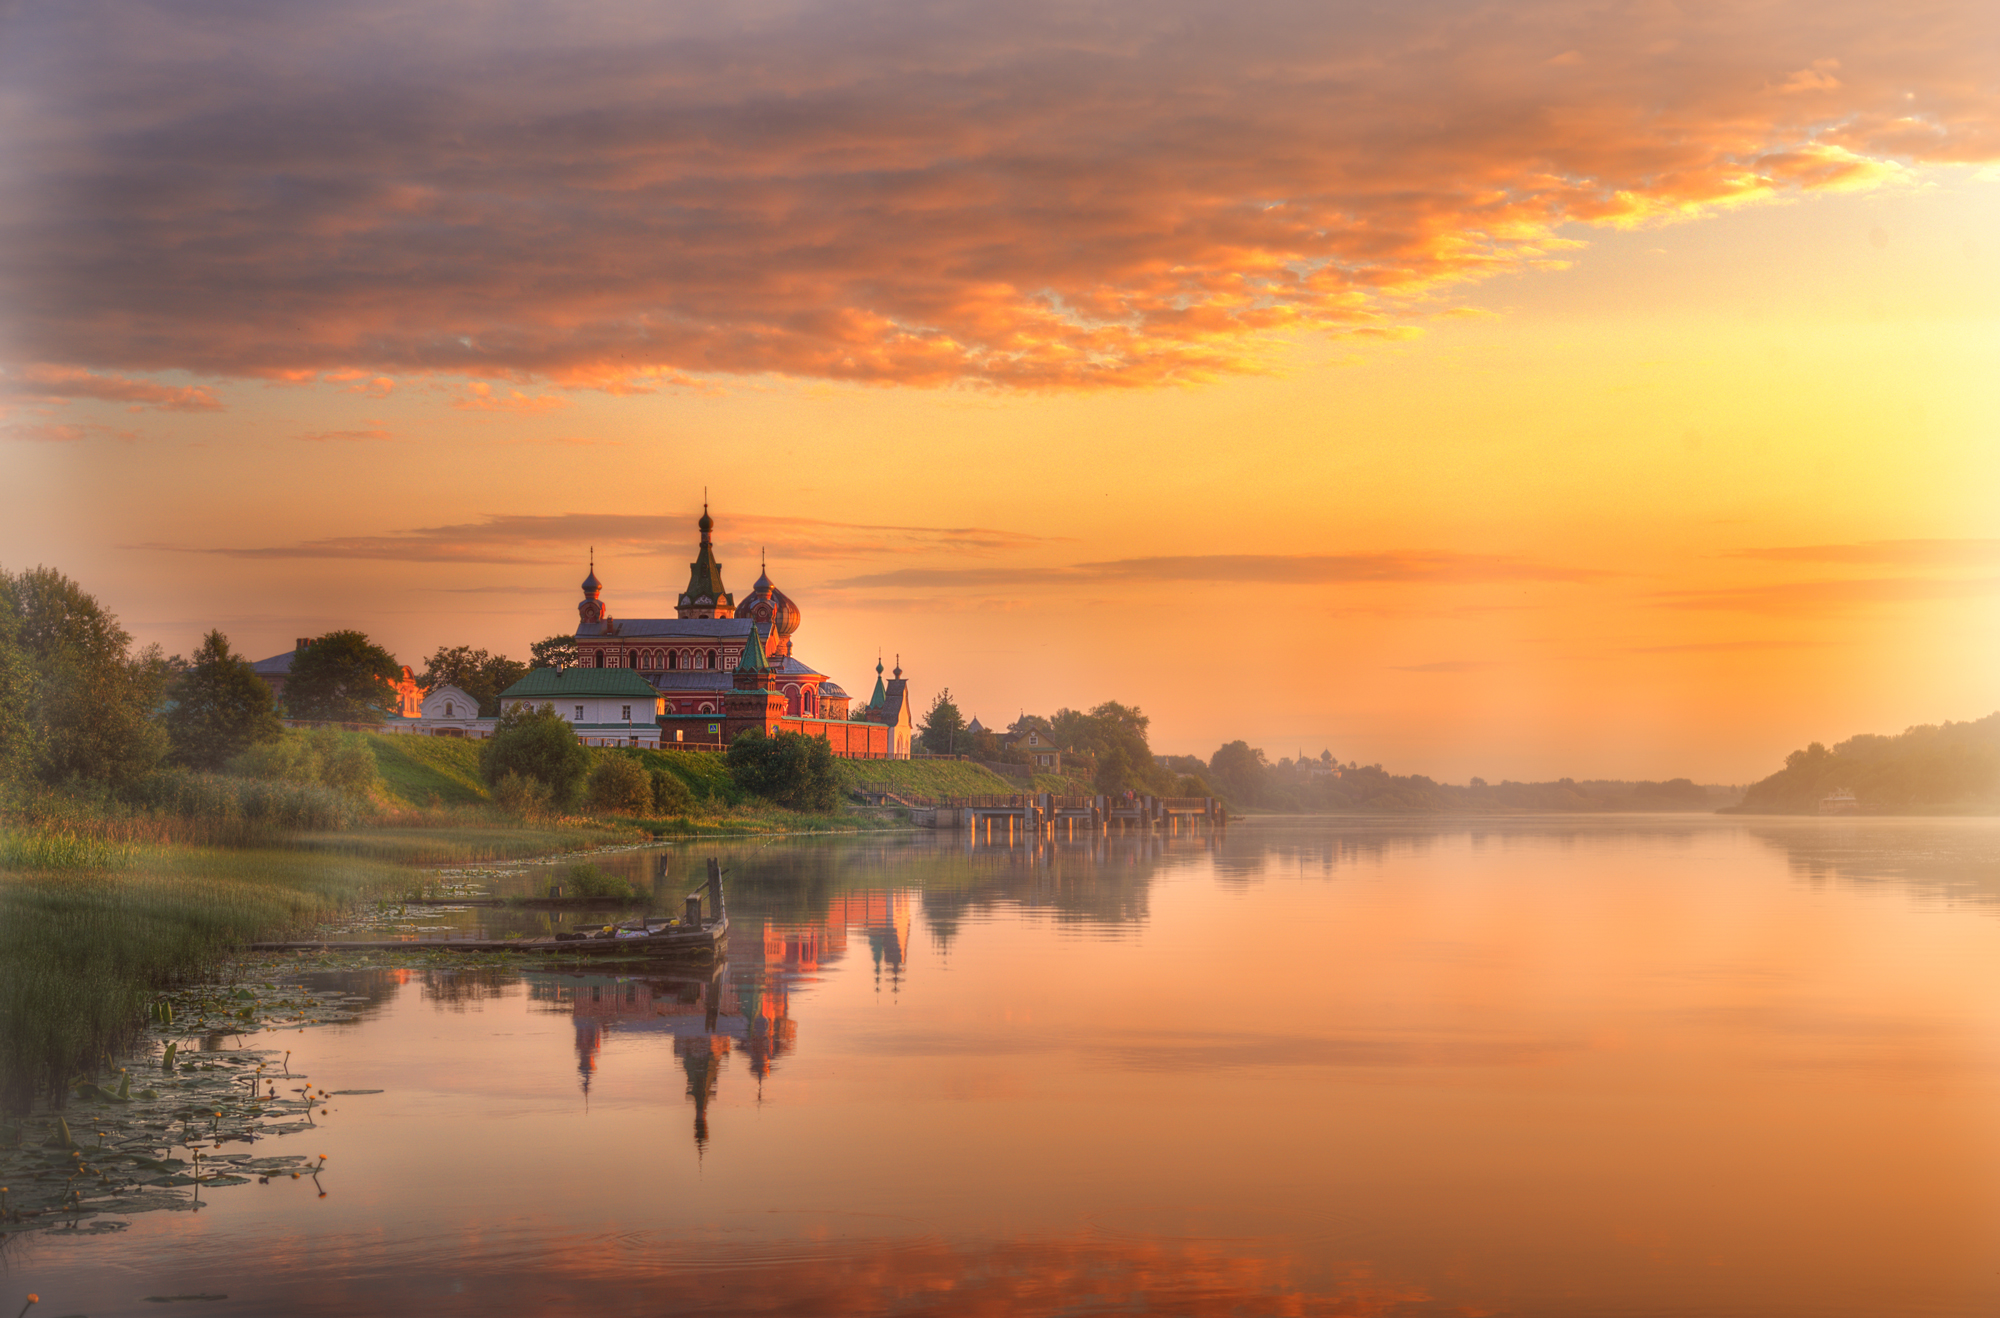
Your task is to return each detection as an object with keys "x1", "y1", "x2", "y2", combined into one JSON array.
[{"x1": 907, "y1": 792, "x2": 1224, "y2": 838}]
